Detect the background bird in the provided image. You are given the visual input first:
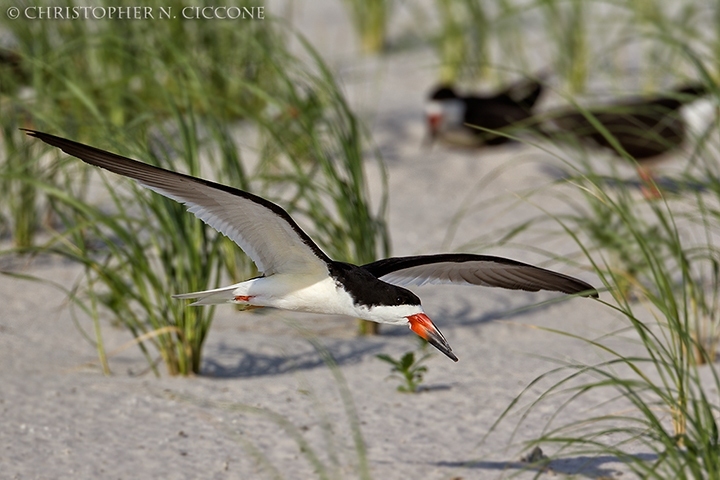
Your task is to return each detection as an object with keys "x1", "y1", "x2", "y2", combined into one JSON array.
[
  {"x1": 544, "y1": 83, "x2": 711, "y2": 196},
  {"x1": 25, "y1": 129, "x2": 597, "y2": 362},
  {"x1": 425, "y1": 77, "x2": 544, "y2": 148}
]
